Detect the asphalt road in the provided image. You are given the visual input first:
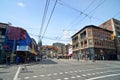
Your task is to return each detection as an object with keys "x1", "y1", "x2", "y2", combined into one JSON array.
[{"x1": 0, "y1": 59, "x2": 120, "y2": 80}]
